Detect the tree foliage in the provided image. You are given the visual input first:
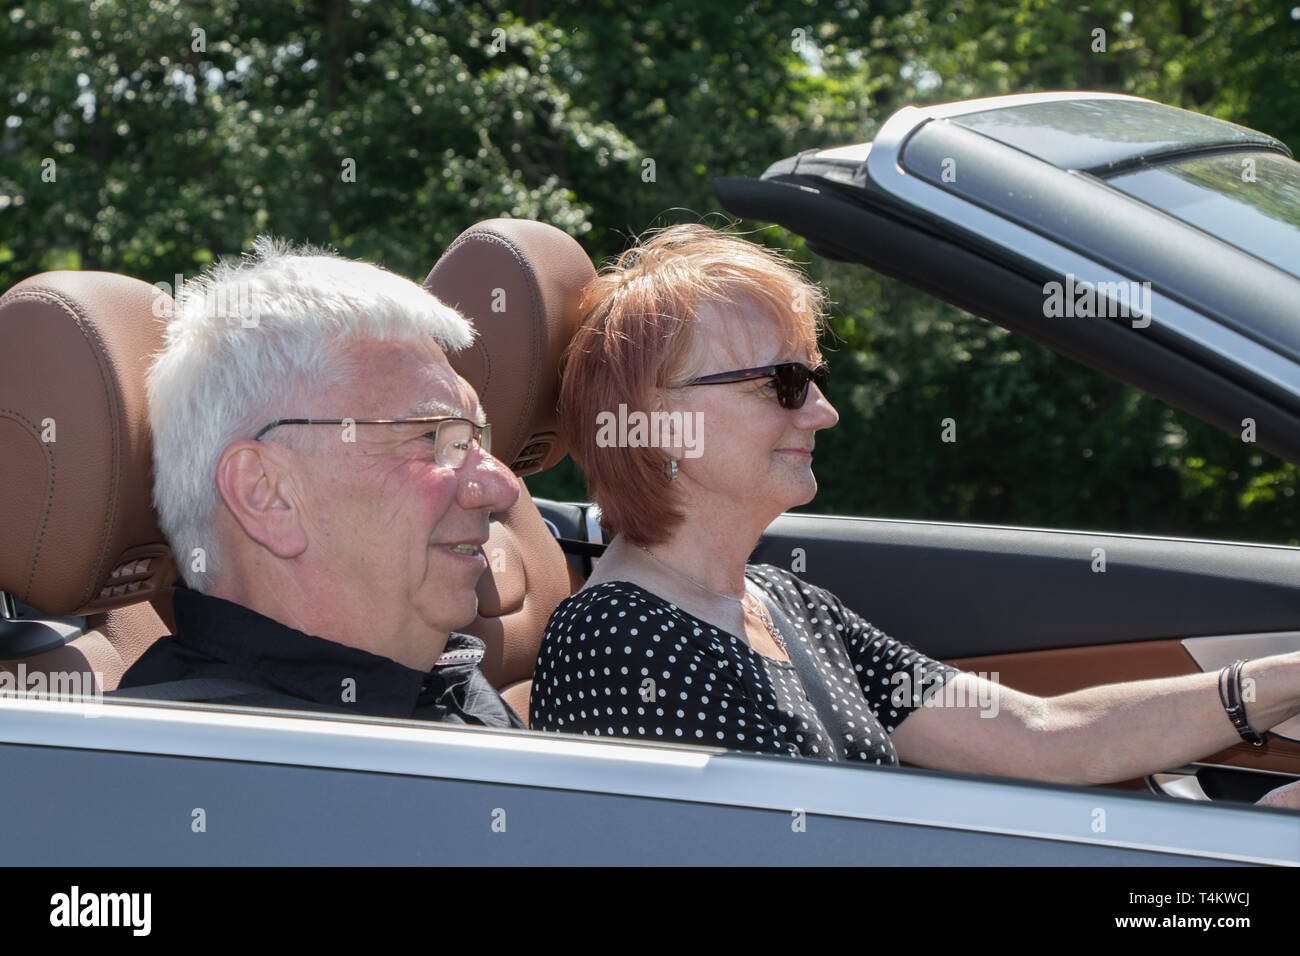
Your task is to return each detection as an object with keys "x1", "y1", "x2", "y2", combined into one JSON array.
[{"x1": 3, "y1": 0, "x2": 1298, "y2": 541}]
